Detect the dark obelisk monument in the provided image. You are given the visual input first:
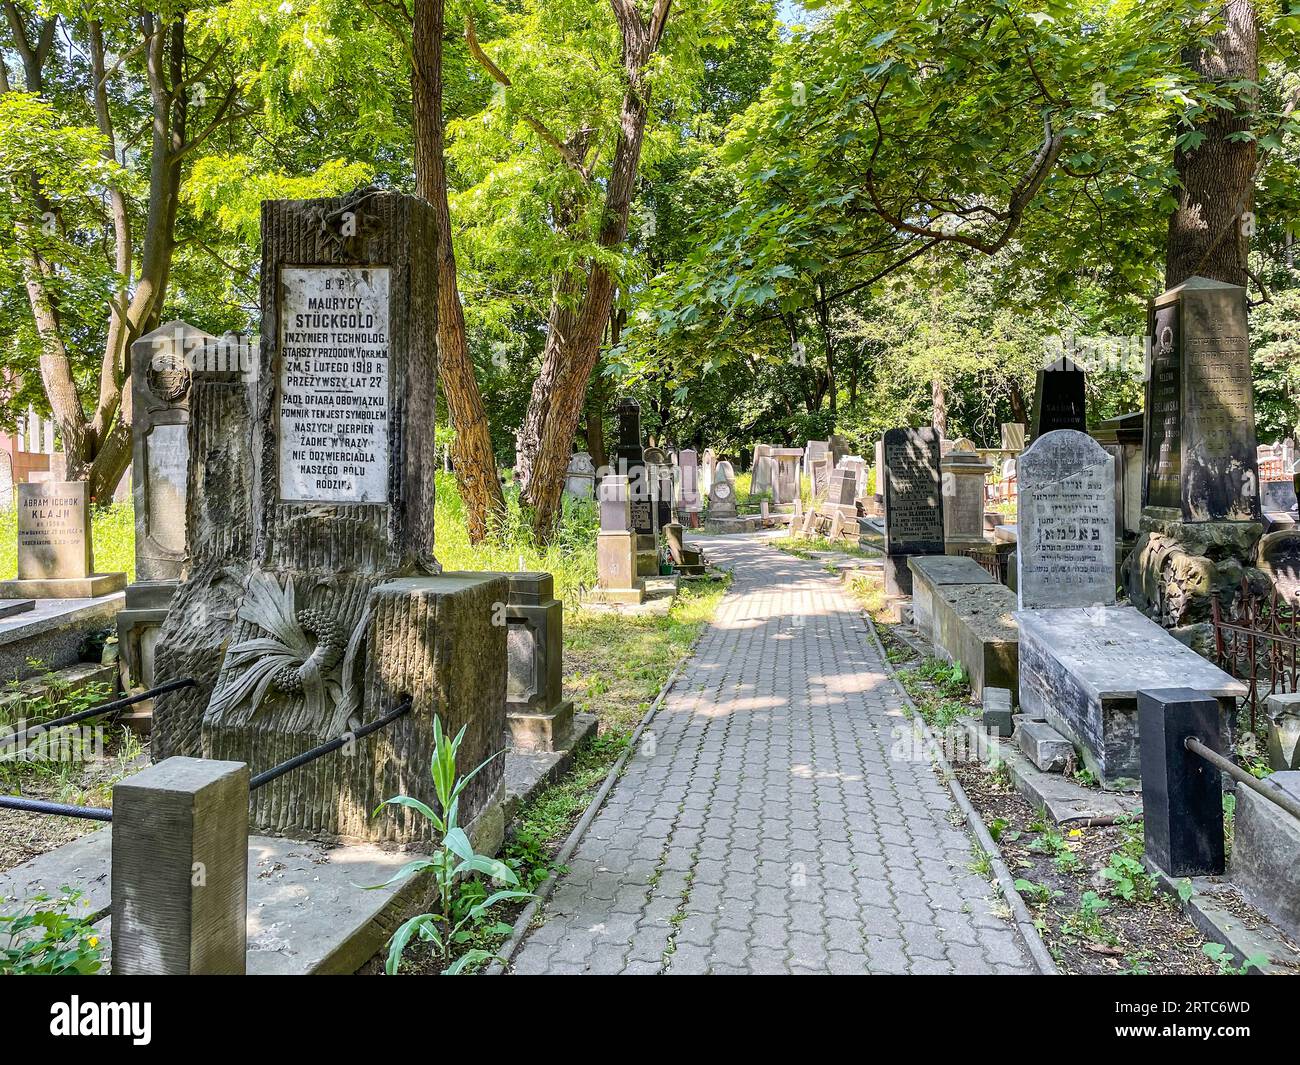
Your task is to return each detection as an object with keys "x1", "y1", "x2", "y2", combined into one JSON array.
[
  {"x1": 1124, "y1": 275, "x2": 1278, "y2": 639},
  {"x1": 1030, "y1": 356, "x2": 1087, "y2": 439}
]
